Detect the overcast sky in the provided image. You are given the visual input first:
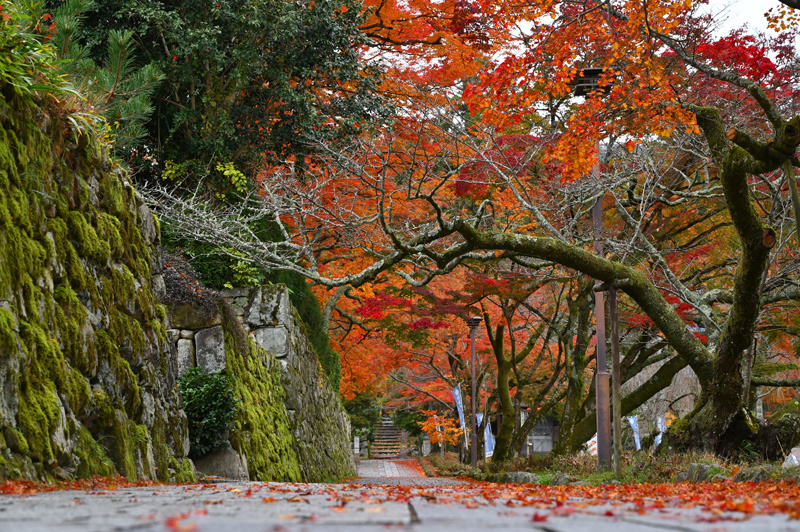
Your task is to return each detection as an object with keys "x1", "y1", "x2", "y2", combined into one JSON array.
[{"x1": 707, "y1": 0, "x2": 783, "y2": 34}]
